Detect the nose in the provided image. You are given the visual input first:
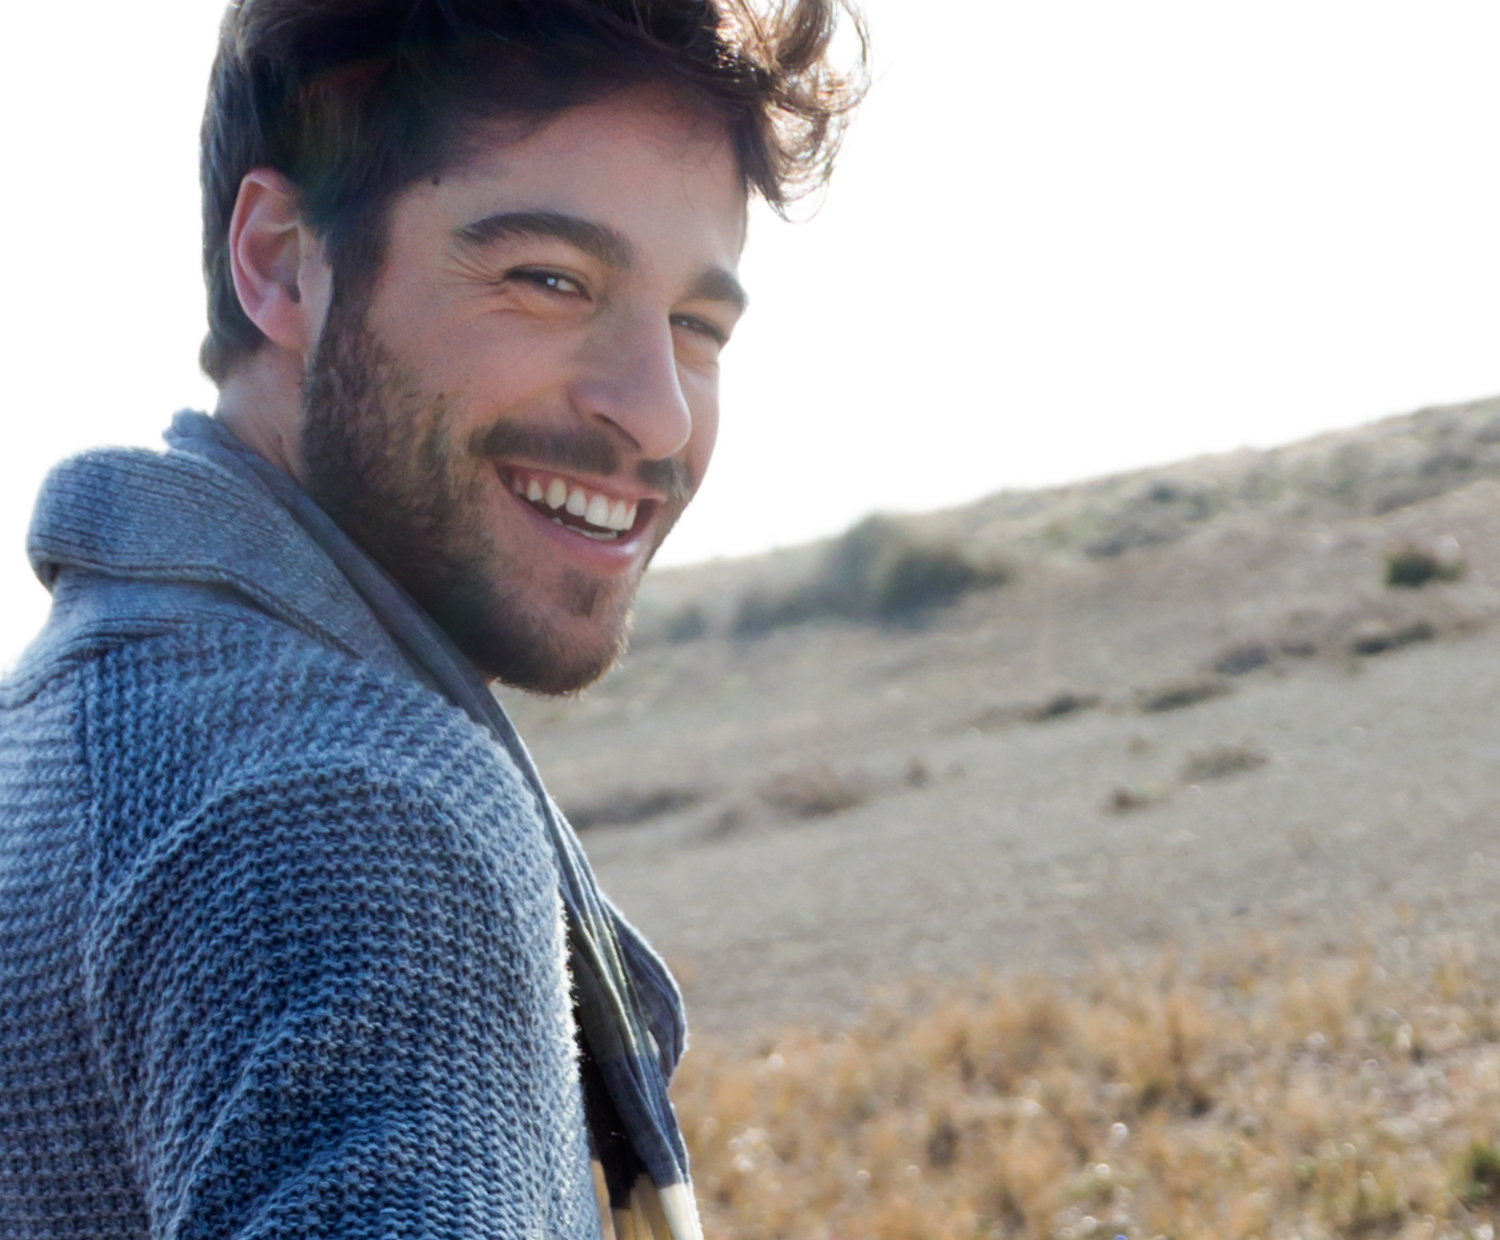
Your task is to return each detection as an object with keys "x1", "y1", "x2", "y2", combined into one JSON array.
[{"x1": 568, "y1": 312, "x2": 694, "y2": 463}]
